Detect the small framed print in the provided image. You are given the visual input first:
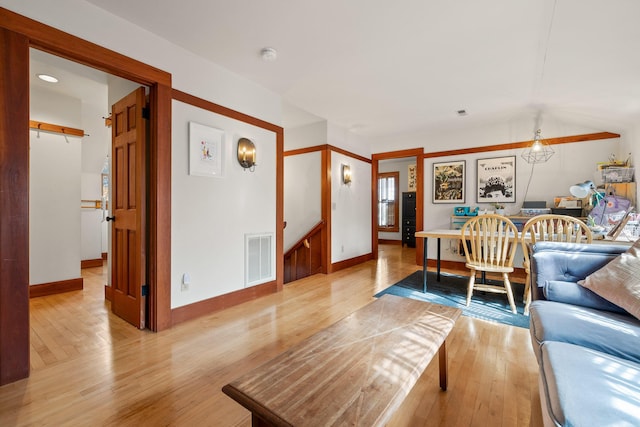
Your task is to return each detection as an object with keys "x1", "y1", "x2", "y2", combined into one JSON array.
[
  {"x1": 189, "y1": 121, "x2": 225, "y2": 178},
  {"x1": 433, "y1": 160, "x2": 465, "y2": 203},
  {"x1": 477, "y1": 156, "x2": 516, "y2": 203},
  {"x1": 408, "y1": 164, "x2": 417, "y2": 191}
]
